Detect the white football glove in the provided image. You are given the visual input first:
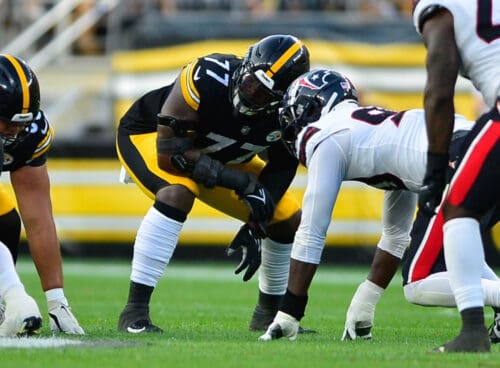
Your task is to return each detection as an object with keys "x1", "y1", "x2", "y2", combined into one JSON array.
[
  {"x1": 341, "y1": 280, "x2": 383, "y2": 341},
  {"x1": 48, "y1": 299, "x2": 85, "y2": 335},
  {"x1": 259, "y1": 311, "x2": 299, "y2": 341}
]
